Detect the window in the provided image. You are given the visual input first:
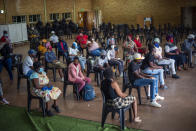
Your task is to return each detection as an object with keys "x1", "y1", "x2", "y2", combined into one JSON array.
[
  {"x1": 29, "y1": 14, "x2": 41, "y2": 23},
  {"x1": 12, "y1": 16, "x2": 26, "y2": 23},
  {"x1": 62, "y1": 12, "x2": 72, "y2": 20},
  {"x1": 50, "y1": 13, "x2": 59, "y2": 21}
]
